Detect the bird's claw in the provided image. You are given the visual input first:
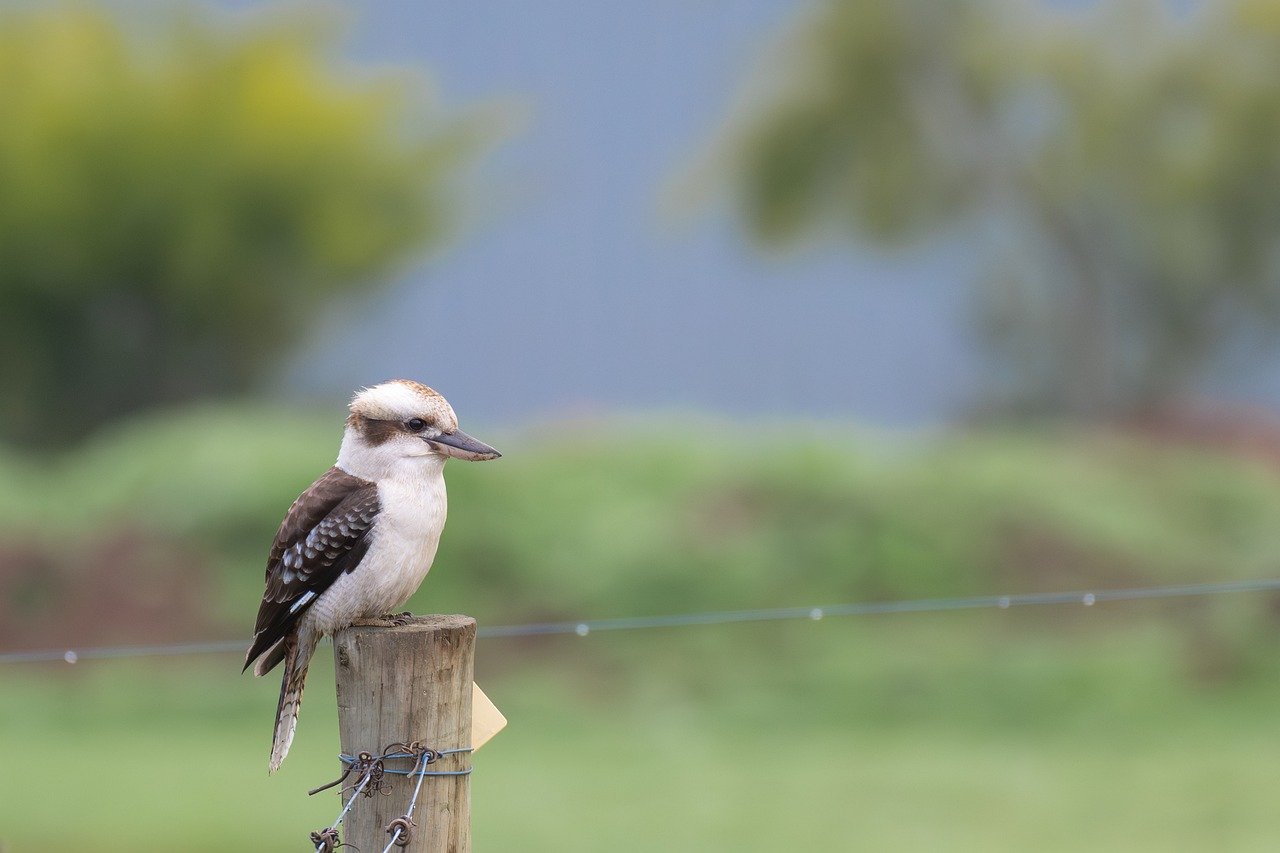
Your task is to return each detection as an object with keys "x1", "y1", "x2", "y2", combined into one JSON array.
[{"x1": 352, "y1": 612, "x2": 415, "y2": 627}]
